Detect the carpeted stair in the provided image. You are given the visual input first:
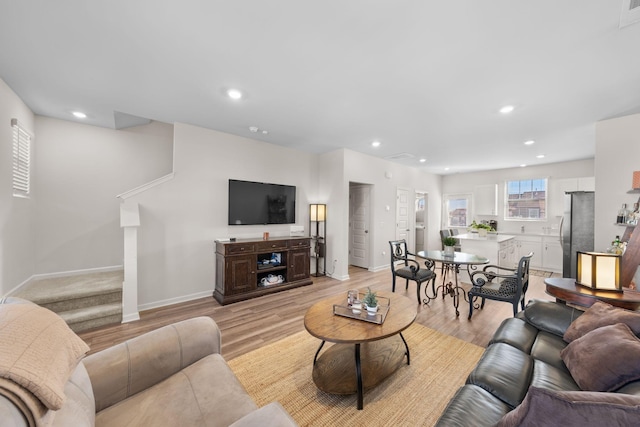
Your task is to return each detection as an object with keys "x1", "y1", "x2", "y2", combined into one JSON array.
[{"x1": 12, "y1": 270, "x2": 123, "y2": 332}]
